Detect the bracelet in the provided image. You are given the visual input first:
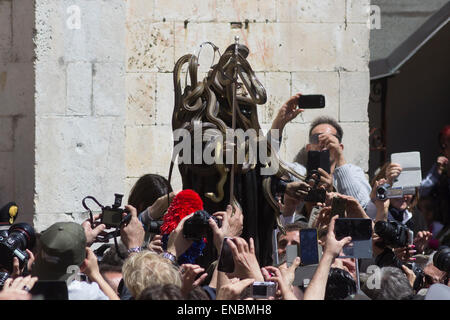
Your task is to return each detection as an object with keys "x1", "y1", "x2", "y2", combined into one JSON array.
[
  {"x1": 127, "y1": 246, "x2": 143, "y2": 254},
  {"x1": 161, "y1": 252, "x2": 177, "y2": 265}
]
